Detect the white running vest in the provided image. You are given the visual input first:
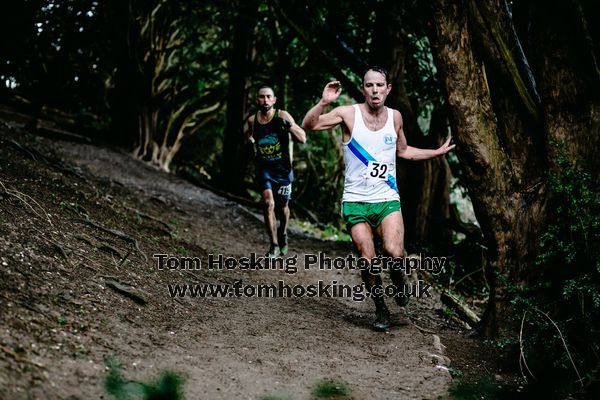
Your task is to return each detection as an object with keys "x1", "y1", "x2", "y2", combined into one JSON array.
[{"x1": 342, "y1": 104, "x2": 400, "y2": 203}]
